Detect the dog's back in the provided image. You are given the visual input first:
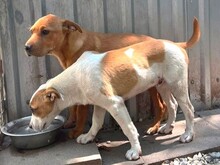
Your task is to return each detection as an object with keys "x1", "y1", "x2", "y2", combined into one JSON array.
[{"x1": 48, "y1": 38, "x2": 187, "y2": 103}]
